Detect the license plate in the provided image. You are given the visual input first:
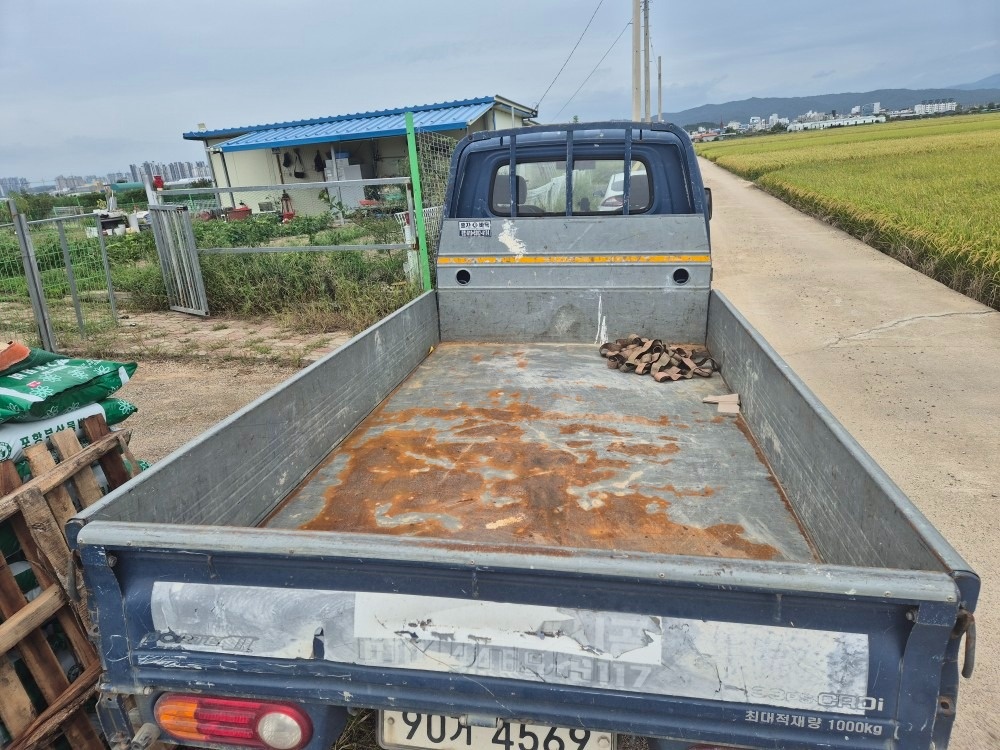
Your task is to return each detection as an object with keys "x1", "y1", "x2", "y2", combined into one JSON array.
[{"x1": 379, "y1": 711, "x2": 614, "y2": 750}]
